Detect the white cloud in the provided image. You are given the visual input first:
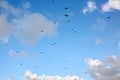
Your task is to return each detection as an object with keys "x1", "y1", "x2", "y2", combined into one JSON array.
[
  {"x1": 102, "y1": 0, "x2": 120, "y2": 12},
  {"x1": 0, "y1": 0, "x2": 20, "y2": 16},
  {"x1": 95, "y1": 37, "x2": 102, "y2": 45},
  {"x1": 0, "y1": 0, "x2": 58, "y2": 45},
  {"x1": 8, "y1": 49, "x2": 28, "y2": 58},
  {"x1": 24, "y1": 70, "x2": 82, "y2": 80},
  {"x1": 0, "y1": 13, "x2": 13, "y2": 44},
  {"x1": 82, "y1": 0, "x2": 97, "y2": 14},
  {"x1": 93, "y1": 18, "x2": 106, "y2": 32},
  {"x1": 85, "y1": 55, "x2": 120, "y2": 80},
  {"x1": 12, "y1": 13, "x2": 57, "y2": 44}
]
